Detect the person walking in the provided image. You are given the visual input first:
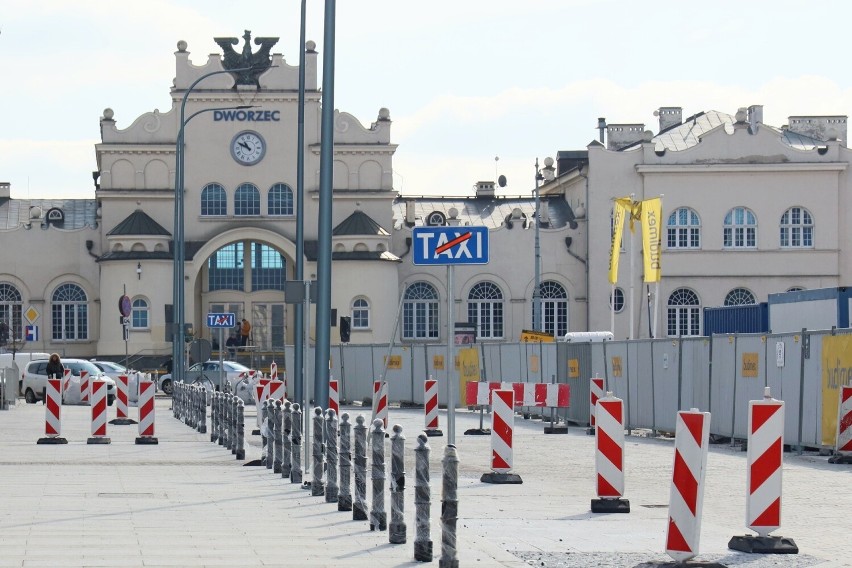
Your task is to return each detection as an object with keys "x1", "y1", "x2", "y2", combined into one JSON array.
[
  {"x1": 46, "y1": 353, "x2": 64, "y2": 379},
  {"x1": 240, "y1": 318, "x2": 251, "y2": 347}
]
